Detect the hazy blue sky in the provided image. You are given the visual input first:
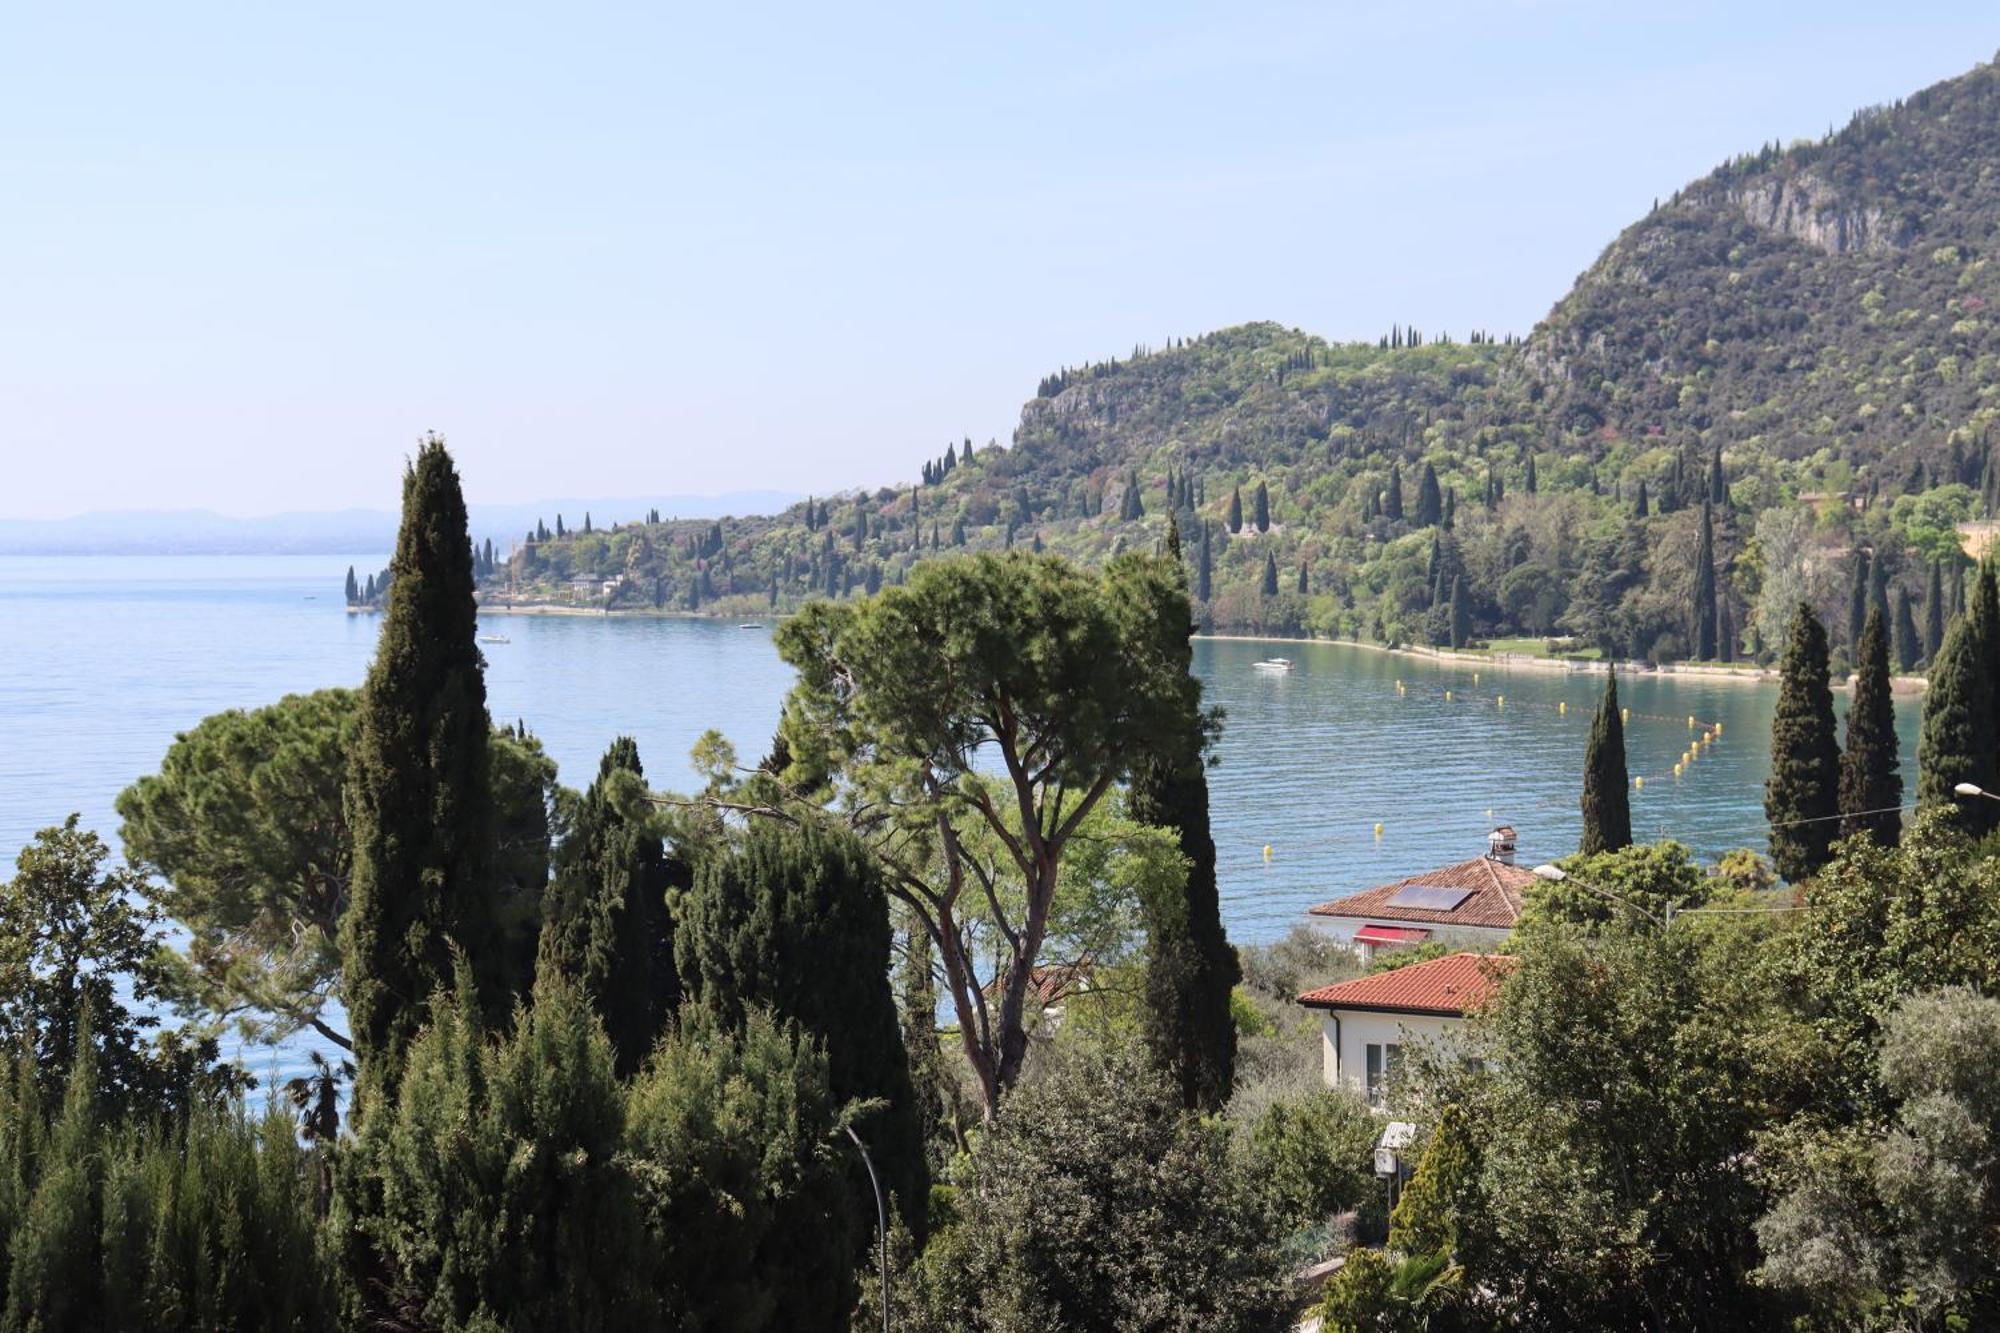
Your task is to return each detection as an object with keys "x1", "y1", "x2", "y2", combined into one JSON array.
[{"x1": 4, "y1": 4, "x2": 1996, "y2": 518}]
